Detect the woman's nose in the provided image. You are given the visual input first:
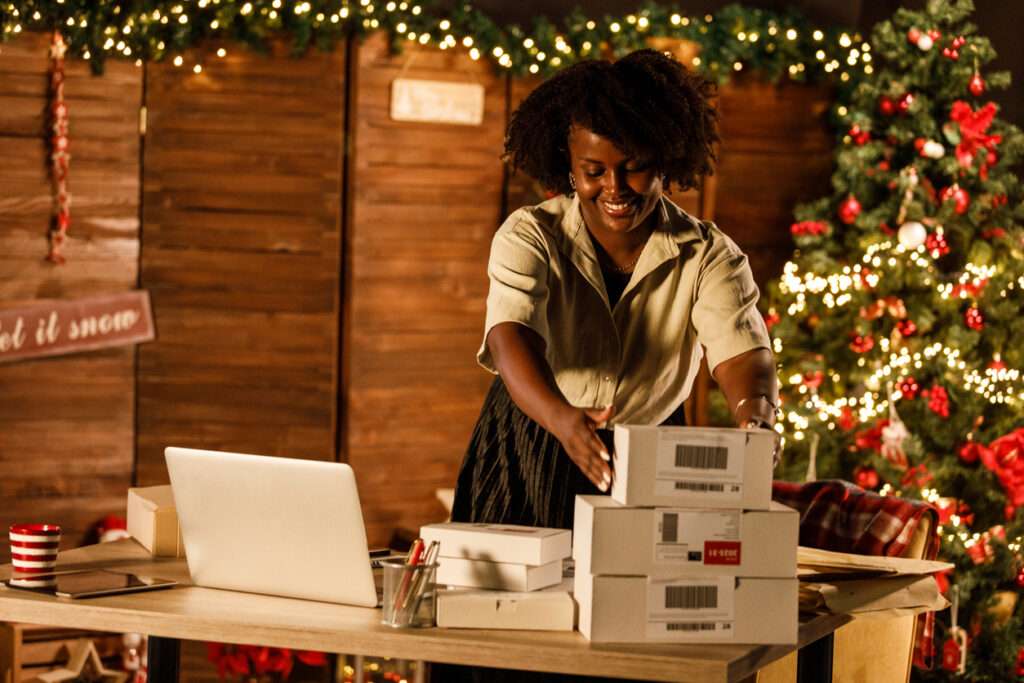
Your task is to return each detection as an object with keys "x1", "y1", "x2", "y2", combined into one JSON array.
[{"x1": 602, "y1": 169, "x2": 626, "y2": 195}]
